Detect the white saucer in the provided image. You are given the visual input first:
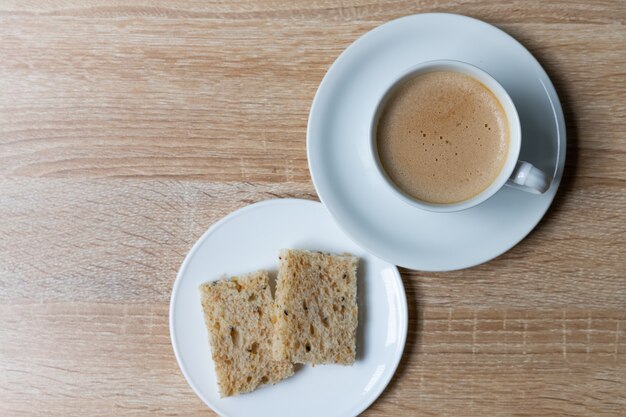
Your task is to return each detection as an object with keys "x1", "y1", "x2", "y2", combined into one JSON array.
[
  {"x1": 307, "y1": 13, "x2": 566, "y2": 271},
  {"x1": 170, "y1": 199, "x2": 407, "y2": 417}
]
